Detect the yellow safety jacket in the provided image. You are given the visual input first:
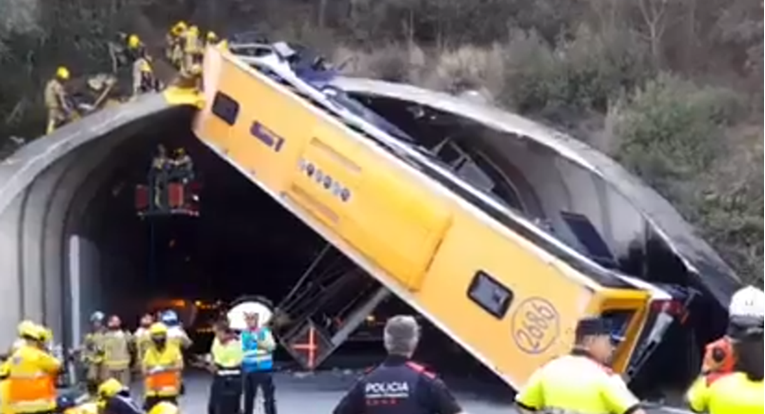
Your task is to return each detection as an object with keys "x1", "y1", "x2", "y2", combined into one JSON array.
[
  {"x1": 211, "y1": 338, "x2": 243, "y2": 369},
  {"x1": 5, "y1": 345, "x2": 61, "y2": 414},
  {"x1": 687, "y1": 372, "x2": 764, "y2": 414},
  {"x1": 102, "y1": 330, "x2": 132, "y2": 370},
  {"x1": 43, "y1": 79, "x2": 68, "y2": 111},
  {"x1": 82, "y1": 331, "x2": 105, "y2": 365},
  {"x1": 515, "y1": 351, "x2": 640, "y2": 414},
  {"x1": 142, "y1": 345, "x2": 183, "y2": 397}
]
